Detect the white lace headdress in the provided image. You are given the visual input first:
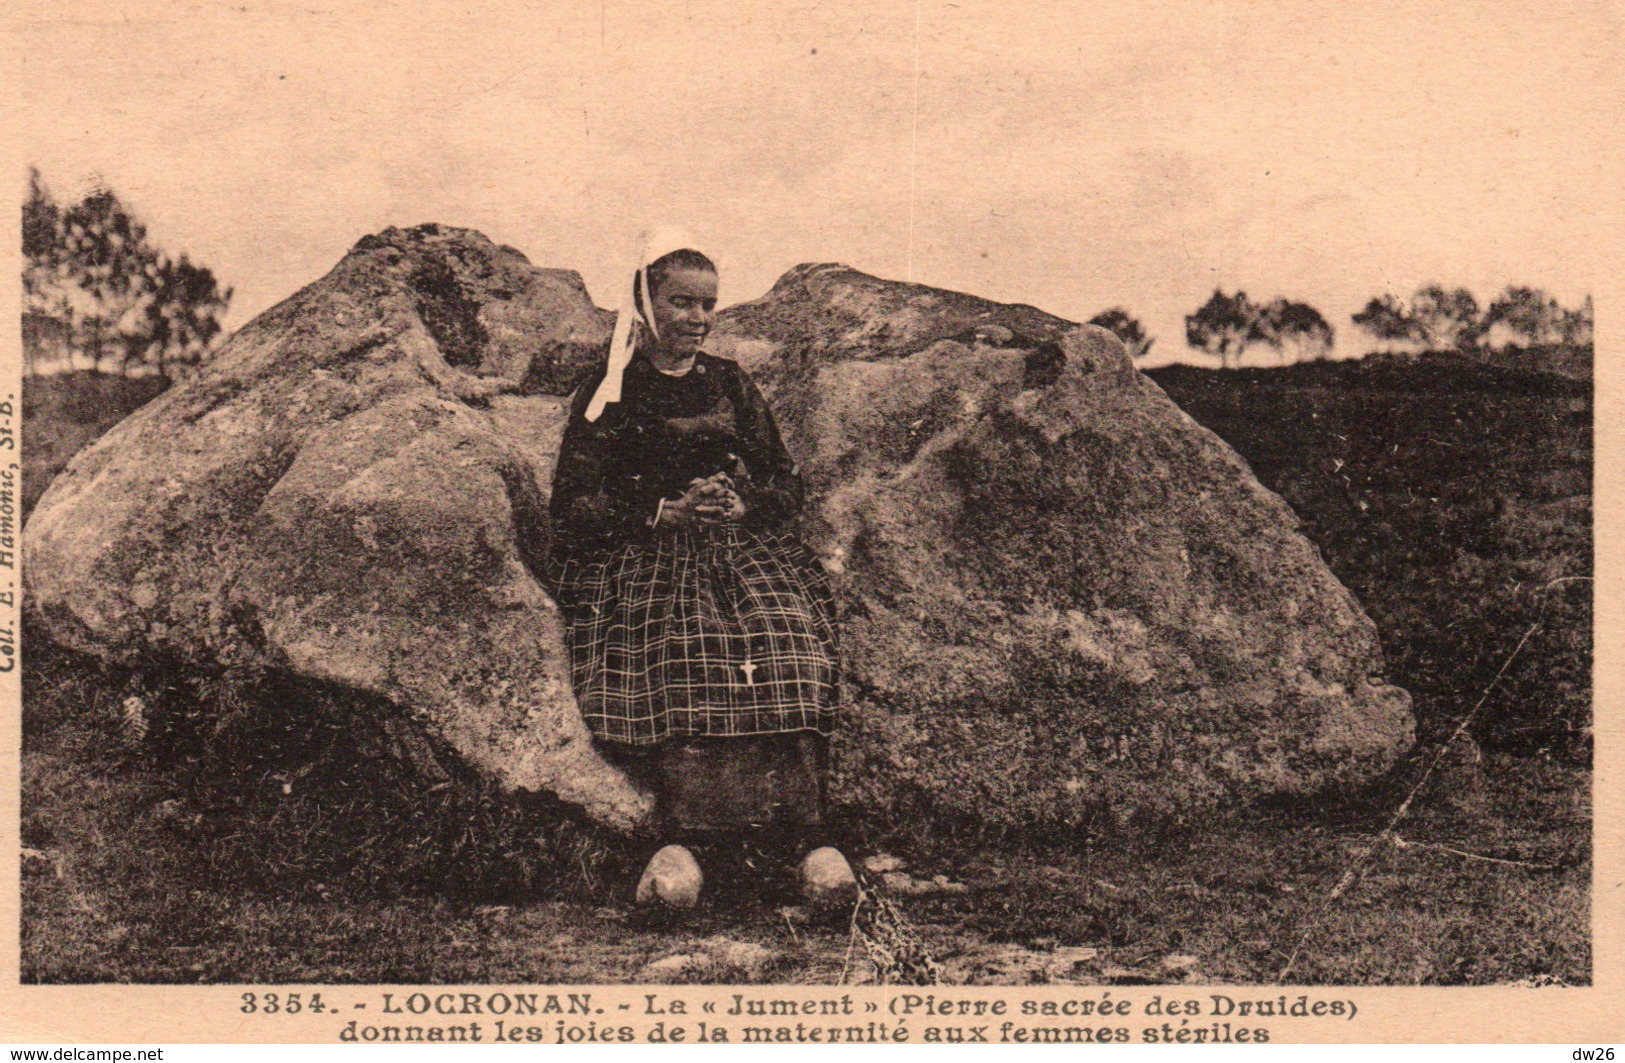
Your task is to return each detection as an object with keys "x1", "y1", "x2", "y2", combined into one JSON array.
[{"x1": 584, "y1": 226, "x2": 700, "y2": 423}]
